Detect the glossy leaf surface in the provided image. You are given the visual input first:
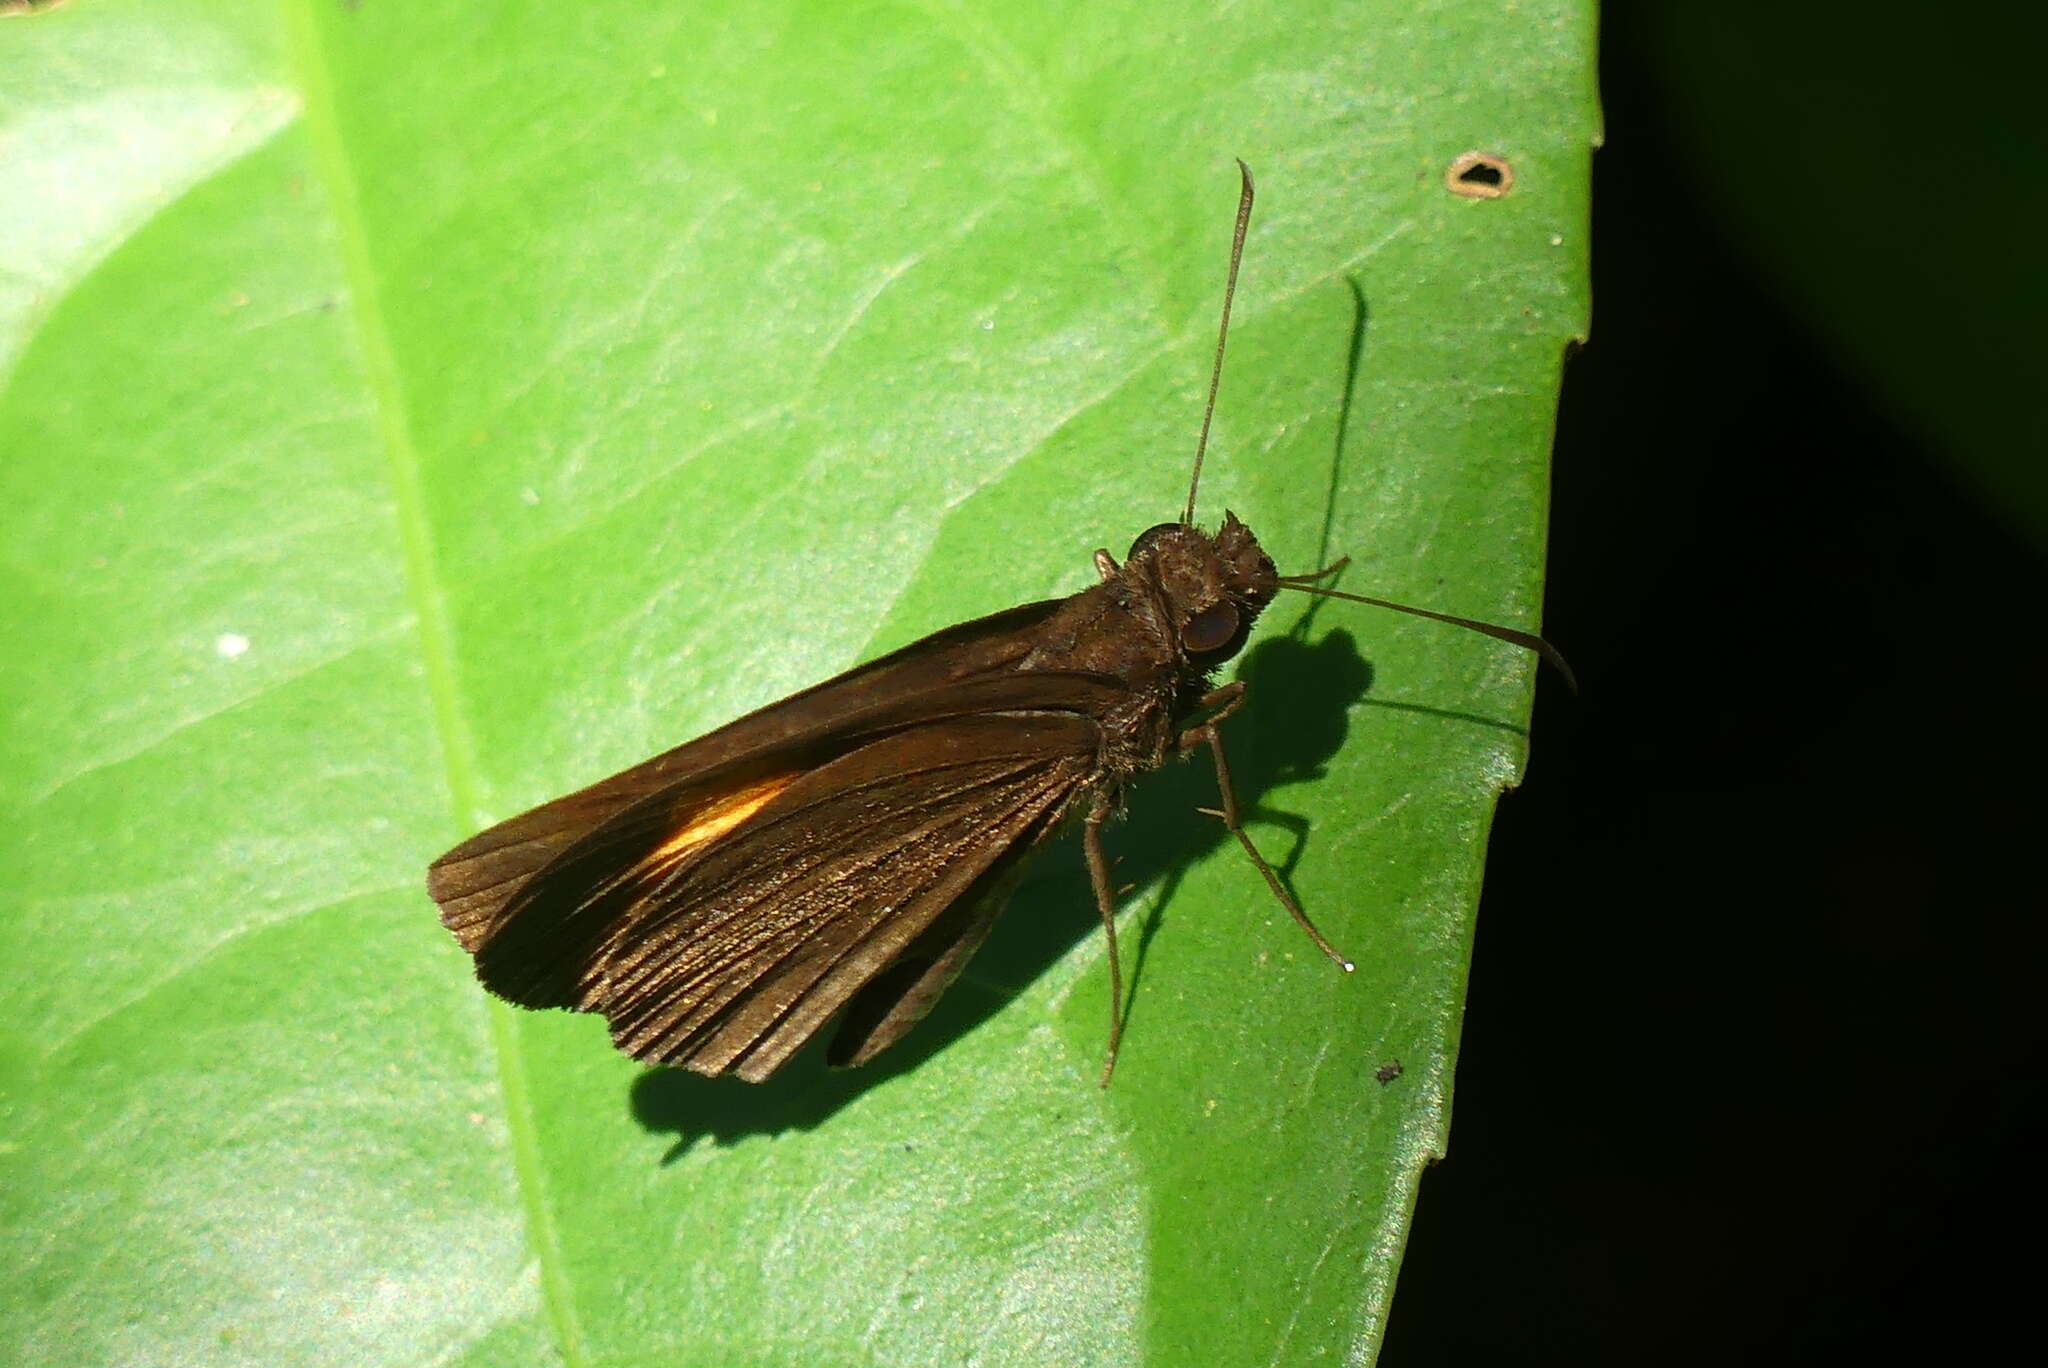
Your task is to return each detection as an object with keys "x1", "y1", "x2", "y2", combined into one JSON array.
[{"x1": 0, "y1": 2, "x2": 1593, "y2": 1363}]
